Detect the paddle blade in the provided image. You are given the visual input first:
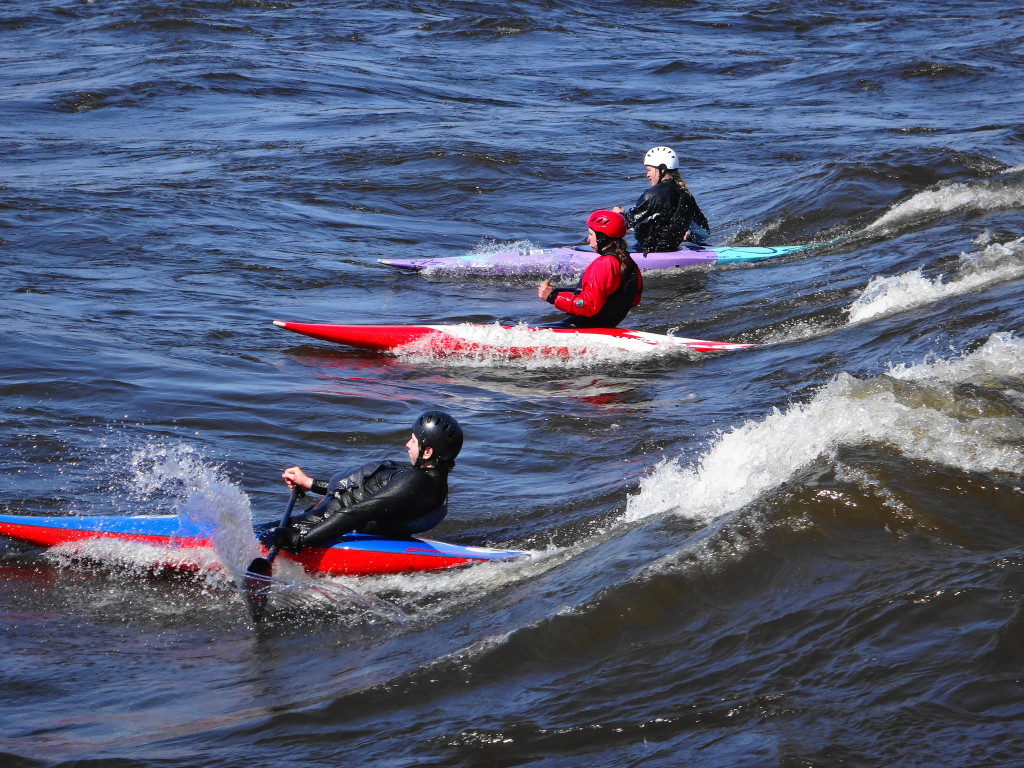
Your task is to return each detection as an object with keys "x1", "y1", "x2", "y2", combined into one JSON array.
[
  {"x1": 239, "y1": 489, "x2": 299, "y2": 623},
  {"x1": 241, "y1": 557, "x2": 274, "y2": 622},
  {"x1": 246, "y1": 556, "x2": 272, "y2": 576}
]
